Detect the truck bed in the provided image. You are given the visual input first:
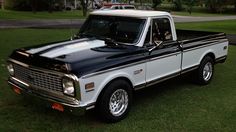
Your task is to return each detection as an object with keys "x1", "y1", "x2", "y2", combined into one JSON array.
[{"x1": 176, "y1": 29, "x2": 226, "y2": 42}]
